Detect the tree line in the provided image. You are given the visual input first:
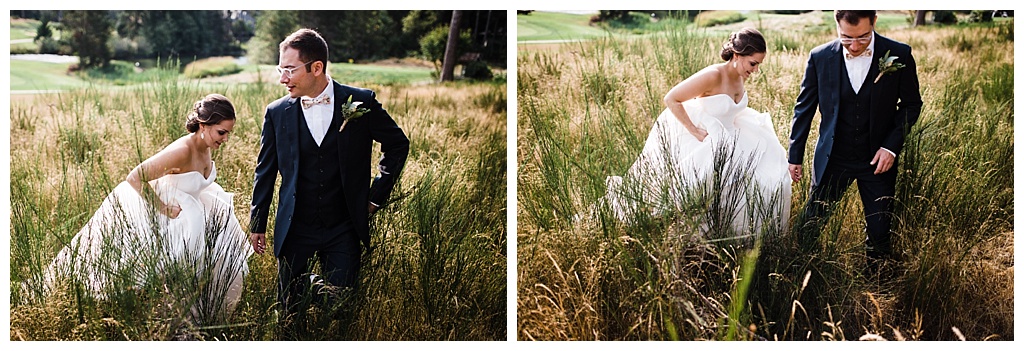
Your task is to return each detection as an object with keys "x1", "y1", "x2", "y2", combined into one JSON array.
[{"x1": 19, "y1": 10, "x2": 506, "y2": 73}]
